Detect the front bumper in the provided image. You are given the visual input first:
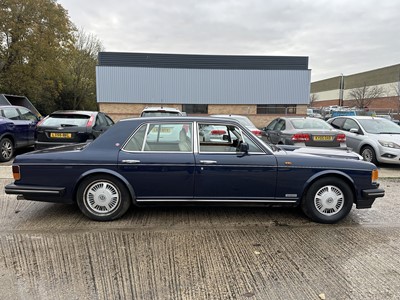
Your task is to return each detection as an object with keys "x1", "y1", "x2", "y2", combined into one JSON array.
[{"x1": 356, "y1": 188, "x2": 385, "y2": 209}]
